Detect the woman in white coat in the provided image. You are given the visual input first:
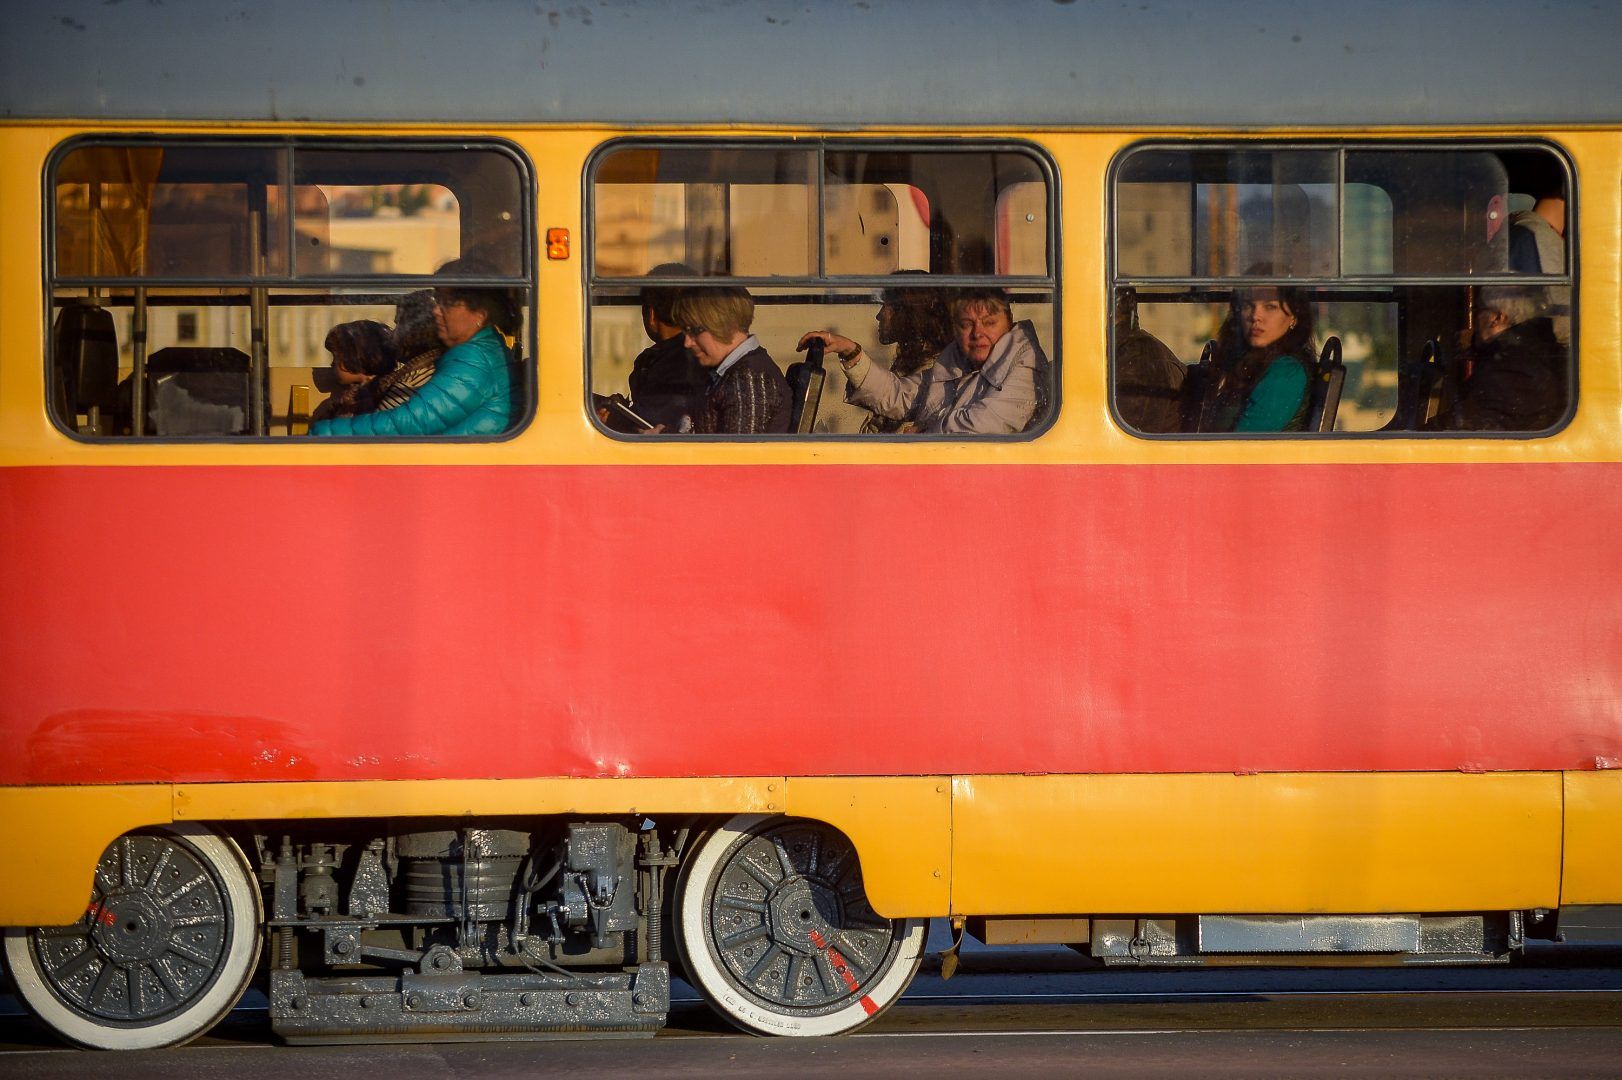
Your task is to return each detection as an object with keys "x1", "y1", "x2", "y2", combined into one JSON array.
[{"x1": 798, "y1": 288, "x2": 1045, "y2": 435}]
